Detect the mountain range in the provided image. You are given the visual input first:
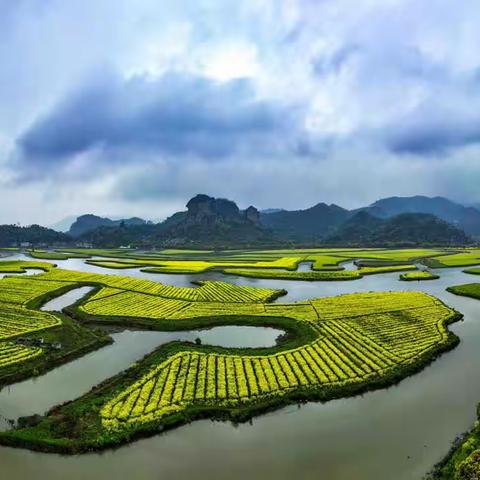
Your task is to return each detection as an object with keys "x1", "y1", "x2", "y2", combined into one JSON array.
[
  {"x1": 68, "y1": 215, "x2": 147, "y2": 237},
  {"x1": 325, "y1": 211, "x2": 470, "y2": 246},
  {"x1": 2, "y1": 195, "x2": 479, "y2": 248},
  {"x1": 261, "y1": 195, "x2": 480, "y2": 240}
]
